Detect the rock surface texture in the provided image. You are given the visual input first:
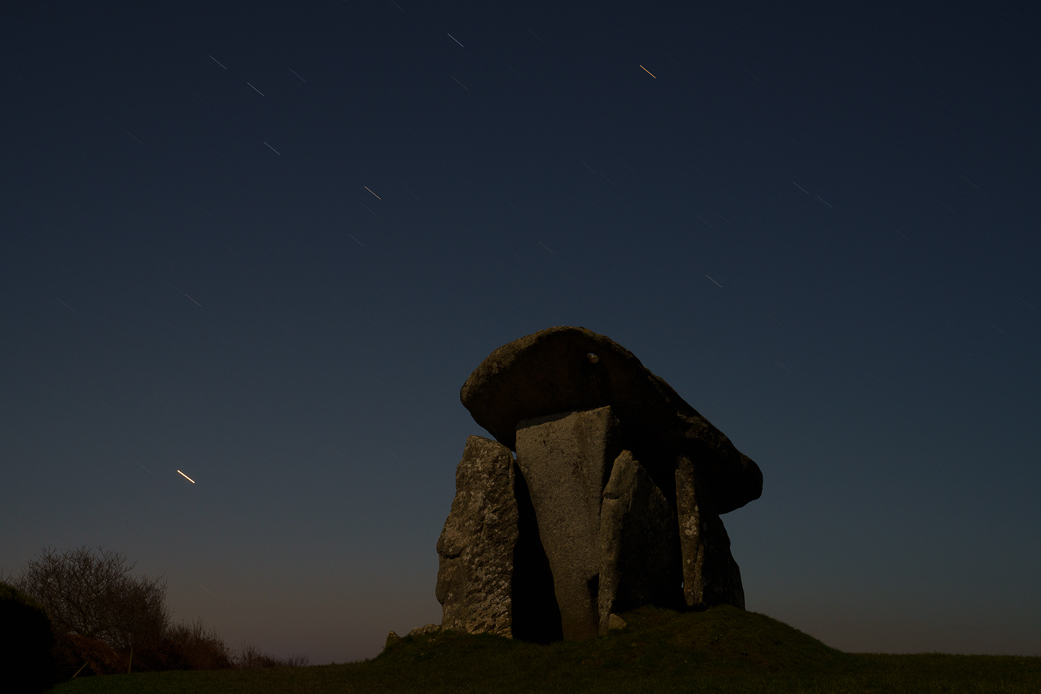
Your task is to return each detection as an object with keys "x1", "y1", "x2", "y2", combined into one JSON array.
[
  {"x1": 515, "y1": 406, "x2": 621, "y2": 640},
  {"x1": 599, "y1": 450, "x2": 682, "y2": 634},
  {"x1": 676, "y1": 455, "x2": 746, "y2": 610},
  {"x1": 435, "y1": 435, "x2": 519, "y2": 637},
  {"x1": 437, "y1": 326, "x2": 762, "y2": 642}
]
